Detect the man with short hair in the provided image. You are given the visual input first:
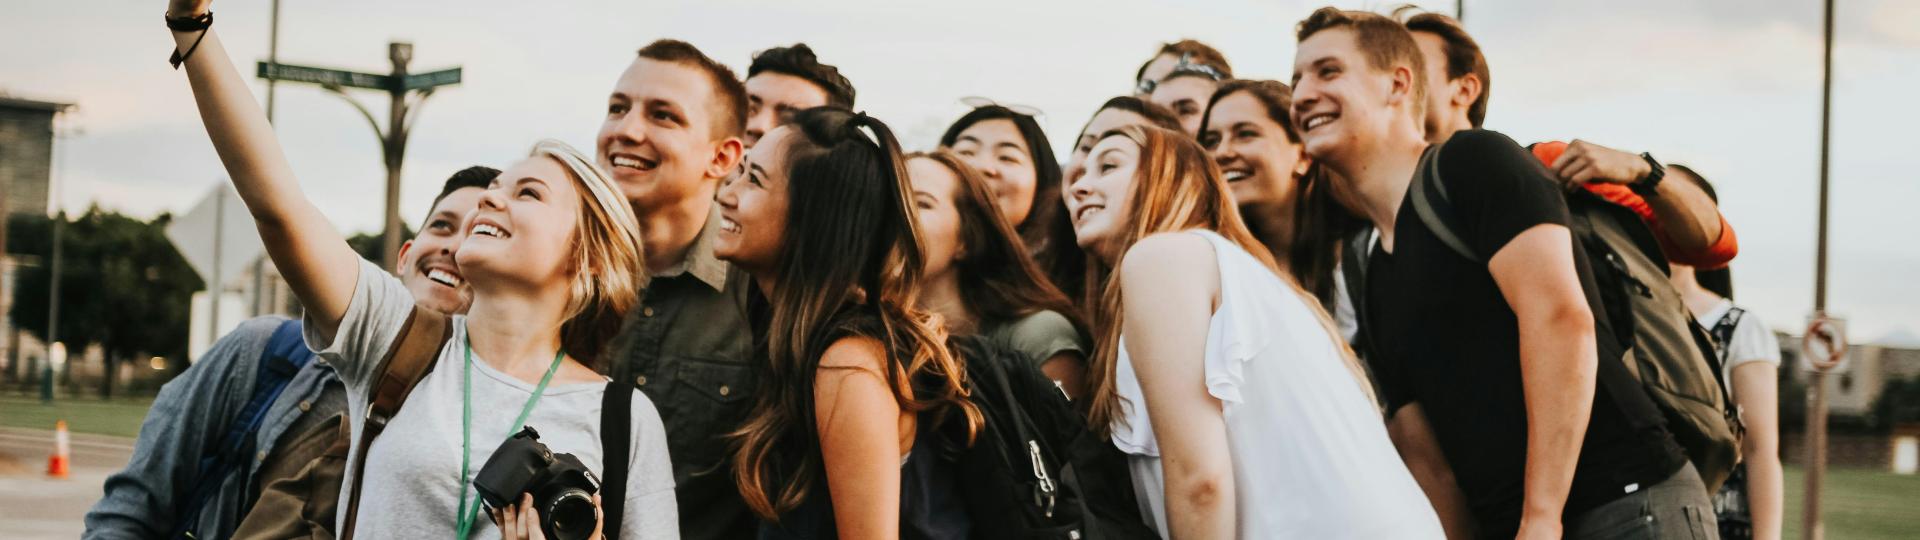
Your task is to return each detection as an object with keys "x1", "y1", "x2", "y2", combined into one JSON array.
[
  {"x1": 1132, "y1": 38, "x2": 1233, "y2": 97},
  {"x1": 85, "y1": 166, "x2": 495, "y2": 540},
  {"x1": 743, "y1": 43, "x2": 855, "y2": 148},
  {"x1": 595, "y1": 39, "x2": 757, "y2": 540},
  {"x1": 1400, "y1": 9, "x2": 1736, "y2": 268},
  {"x1": 1292, "y1": 8, "x2": 1699, "y2": 539}
]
